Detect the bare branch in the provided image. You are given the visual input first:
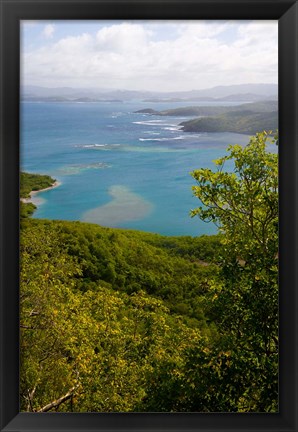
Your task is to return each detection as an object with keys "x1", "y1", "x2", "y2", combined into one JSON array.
[
  {"x1": 37, "y1": 385, "x2": 79, "y2": 412},
  {"x1": 27, "y1": 384, "x2": 37, "y2": 412}
]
